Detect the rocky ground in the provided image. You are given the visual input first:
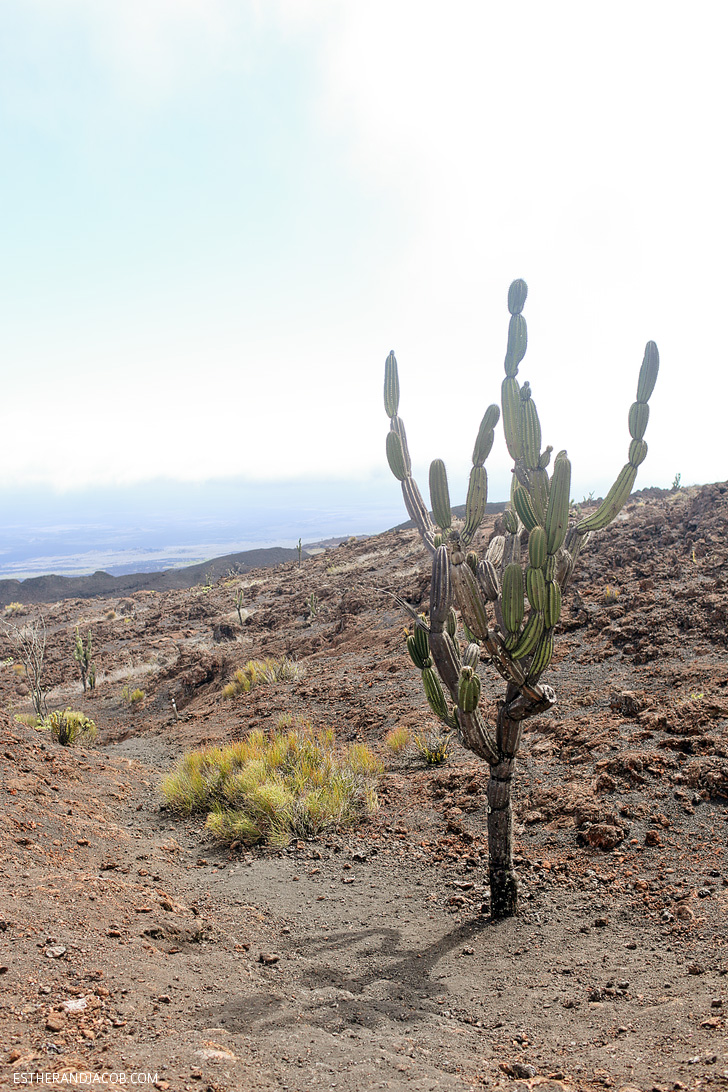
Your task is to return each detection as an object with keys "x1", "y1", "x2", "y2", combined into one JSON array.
[{"x1": 1, "y1": 482, "x2": 727, "y2": 1091}]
